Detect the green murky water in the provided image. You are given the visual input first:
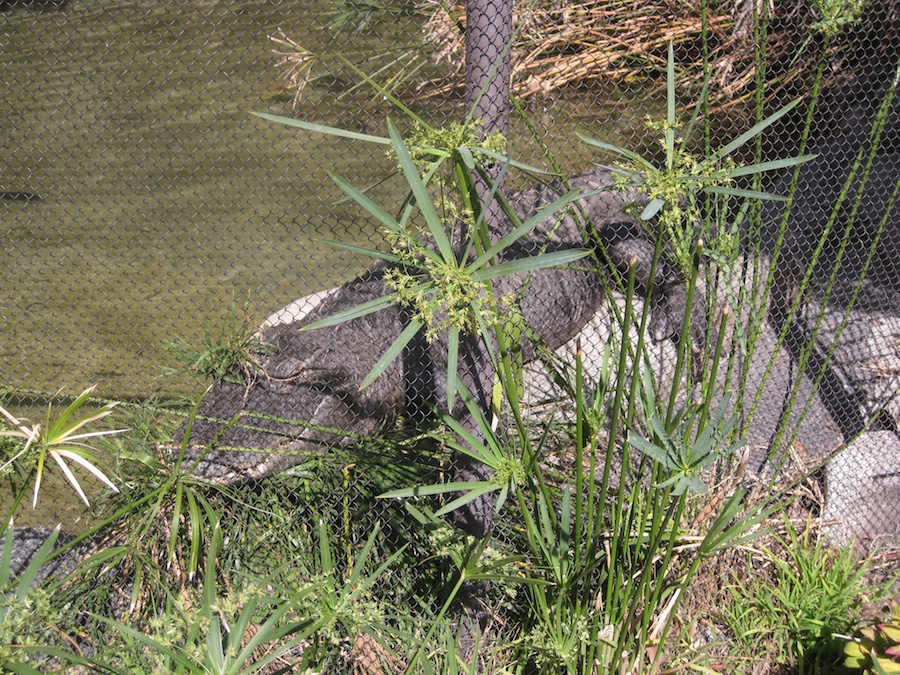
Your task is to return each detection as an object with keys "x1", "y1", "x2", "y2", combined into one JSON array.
[{"x1": 2, "y1": 1, "x2": 404, "y2": 400}]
